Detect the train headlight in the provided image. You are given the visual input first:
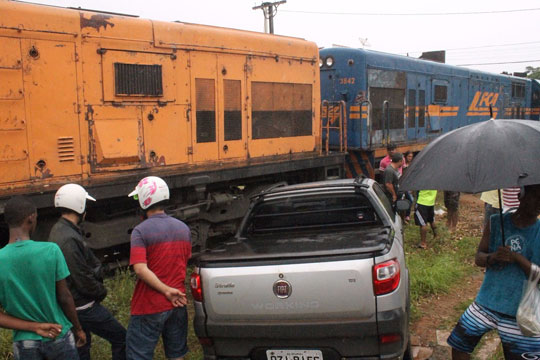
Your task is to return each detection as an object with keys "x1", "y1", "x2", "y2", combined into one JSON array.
[
  {"x1": 319, "y1": 57, "x2": 323, "y2": 68},
  {"x1": 325, "y1": 56, "x2": 334, "y2": 67}
]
